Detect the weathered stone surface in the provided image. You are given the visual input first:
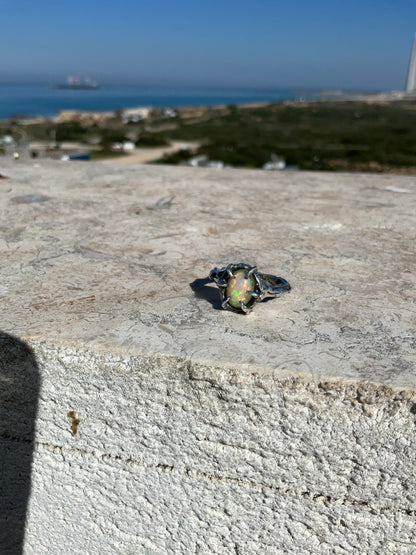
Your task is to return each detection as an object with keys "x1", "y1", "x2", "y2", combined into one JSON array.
[
  {"x1": 0, "y1": 160, "x2": 415, "y2": 553},
  {"x1": 0, "y1": 160, "x2": 415, "y2": 387}
]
